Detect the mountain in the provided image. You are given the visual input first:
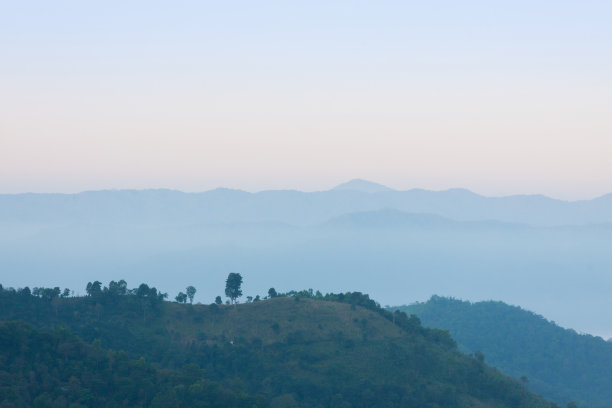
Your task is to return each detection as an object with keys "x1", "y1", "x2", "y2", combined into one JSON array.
[
  {"x1": 2, "y1": 183, "x2": 612, "y2": 227},
  {"x1": 1, "y1": 182, "x2": 612, "y2": 338},
  {"x1": 331, "y1": 178, "x2": 395, "y2": 193},
  {"x1": 0, "y1": 283, "x2": 555, "y2": 408},
  {"x1": 396, "y1": 296, "x2": 612, "y2": 408},
  {"x1": 323, "y1": 209, "x2": 455, "y2": 229},
  {"x1": 322, "y1": 208, "x2": 524, "y2": 230}
]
